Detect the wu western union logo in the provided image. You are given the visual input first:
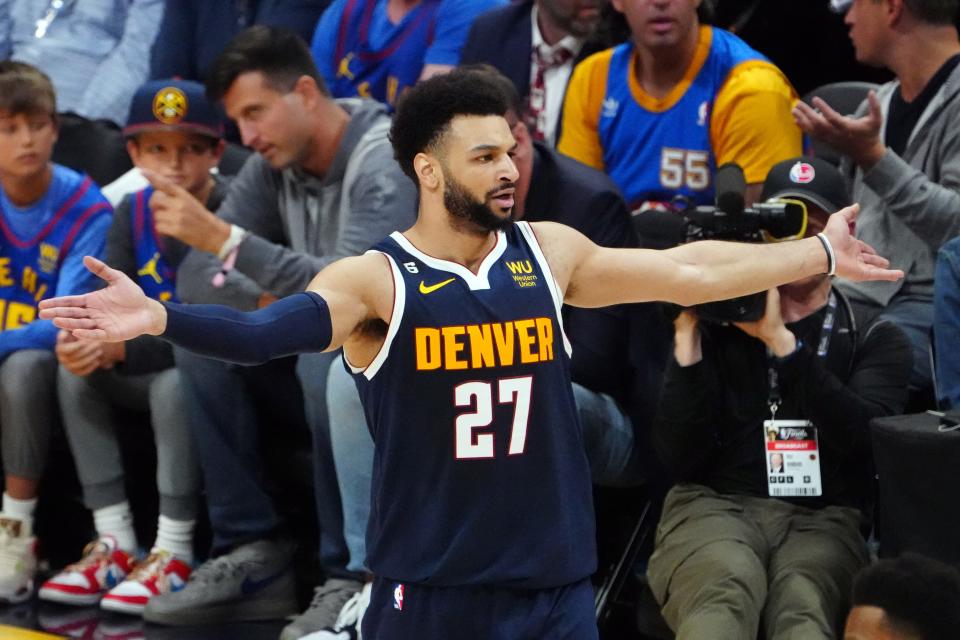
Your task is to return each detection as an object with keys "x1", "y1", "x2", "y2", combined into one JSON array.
[
  {"x1": 506, "y1": 260, "x2": 537, "y2": 288},
  {"x1": 415, "y1": 318, "x2": 554, "y2": 370},
  {"x1": 419, "y1": 278, "x2": 455, "y2": 294}
]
